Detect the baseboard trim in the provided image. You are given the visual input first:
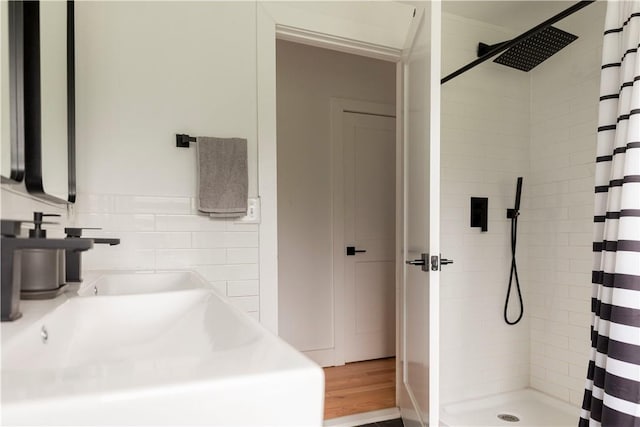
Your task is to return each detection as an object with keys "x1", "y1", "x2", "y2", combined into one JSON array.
[
  {"x1": 324, "y1": 407, "x2": 401, "y2": 427},
  {"x1": 303, "y1": 348, "x2": 340, "y2": 367}
]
